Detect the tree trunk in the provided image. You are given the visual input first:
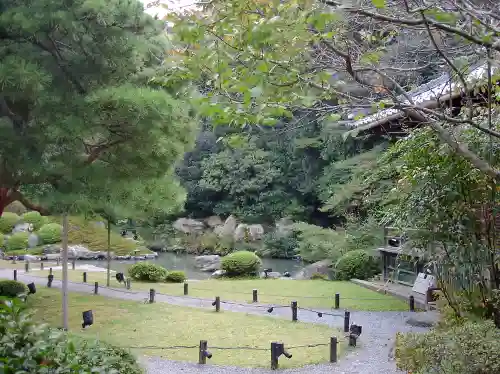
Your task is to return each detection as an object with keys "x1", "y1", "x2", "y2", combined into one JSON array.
[
  {"x1": 107, "y1": 219, "x2": 111, "y2": 287},
  {"x1": 61, "y1": 213, "x2": 69, "y2": 331},
  {"x1": 0, "y1": 187, "x2": 15, "y2": 216}
]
